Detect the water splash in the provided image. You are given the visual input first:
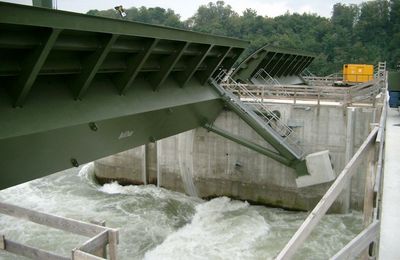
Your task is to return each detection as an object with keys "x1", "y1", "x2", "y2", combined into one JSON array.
[
  {"x1": 0, "y1": 167, "x2": 363, "y2": 260},
  {"x1": 144, "y1": 197, "x2": 270, "y2": 260},
  {"x1": 78, "y1": 162, "x2": 100, "y2": 189}
]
